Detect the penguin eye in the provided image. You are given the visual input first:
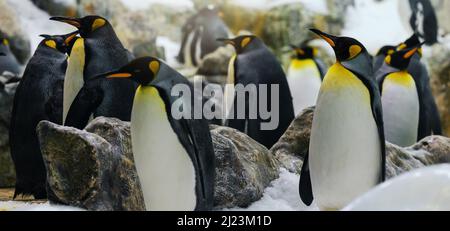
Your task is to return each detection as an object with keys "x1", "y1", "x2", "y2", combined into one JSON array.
[
  {"x1": 241, "y1": 37, "x2": 252, "y2": 49},
  {"x1": 91, "y1": 18, "x2": 106, "y2": 32},
  {"x1": 348, "y1": 45, "x2": 362, "y2": 60},
  {"x1": 45, "y1": 40, "x2": 57, "y2": 49}
]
